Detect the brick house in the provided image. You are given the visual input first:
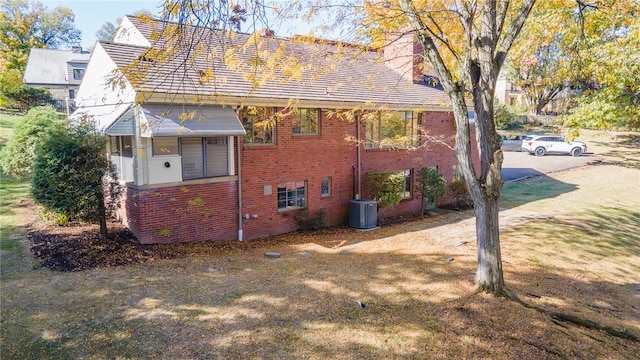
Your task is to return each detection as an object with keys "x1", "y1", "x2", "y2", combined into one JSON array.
[{"x1": 74, "y1": 16, "x2": 477, "y2": 244}]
